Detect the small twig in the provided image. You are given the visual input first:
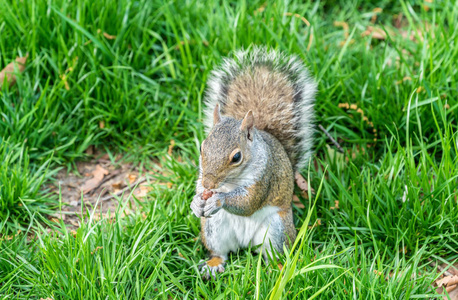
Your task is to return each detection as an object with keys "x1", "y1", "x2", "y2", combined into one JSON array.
[
  {"x1": 99, "y1": 177, "x2": 148, "y2": 202},
  {"x1": 428, "y1": 258, "x2": 455, "y2": 277},
  {"x1": 318, "y1": 124, "x2": 344, "y2": 153}
]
